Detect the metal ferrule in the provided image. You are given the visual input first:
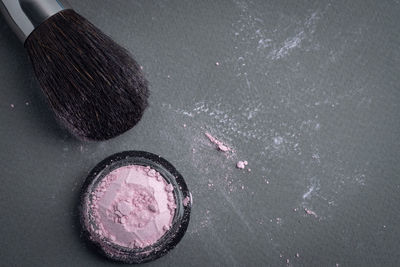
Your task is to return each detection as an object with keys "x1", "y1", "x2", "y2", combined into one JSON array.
[{"x1": 0, "y1": 0, "x2": 71, "y2": 43}]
